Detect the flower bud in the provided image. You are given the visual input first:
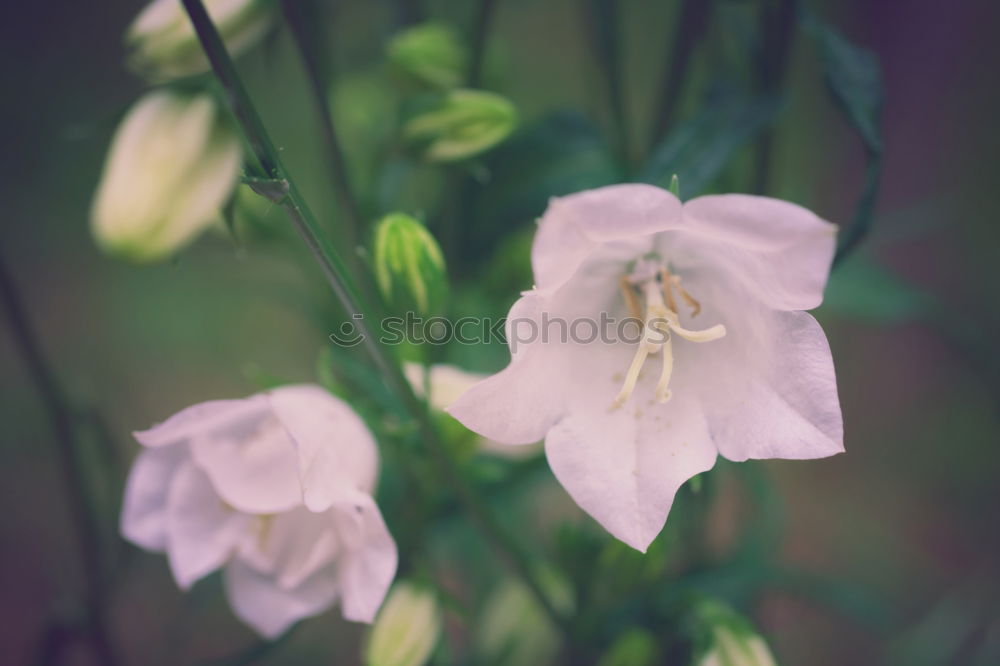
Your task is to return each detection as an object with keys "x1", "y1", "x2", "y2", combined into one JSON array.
[
  {"x1": 387, "y1": 22, "x2": 467, "y2": 90},
  {"x1": 692, "y1": 601, "x2": 777, "y2": 666},
  {"x1": 373, "y1": 213, "x2": 447, "y2": 316},
  {"x1": 365, "y1": 582, "x2": 442, "y2": 666},
  {"x1": 476, "y1": 572, "x2": 574, "y2": 666},
  {"x1": 91, "y1": 90, "x2": 242, "y2": 262},
  {"x1": 598, "y1": 629, "x2": 660, "y2": 666},
  {"x1": 403, "y1": 90, "x2": 517, "y2": 163},
  {"x1": 126, "y1": 0, "x2": 273, "y2": 81}
]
